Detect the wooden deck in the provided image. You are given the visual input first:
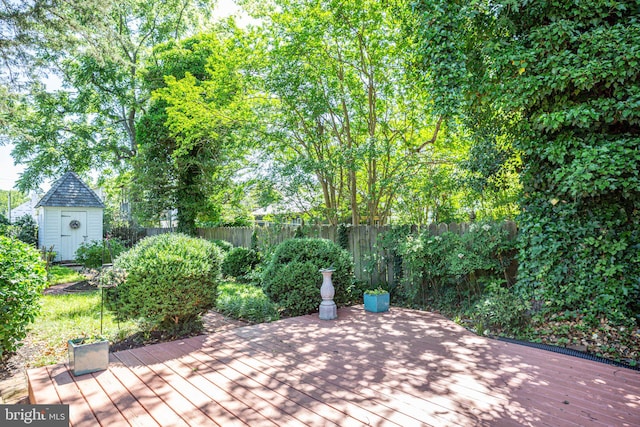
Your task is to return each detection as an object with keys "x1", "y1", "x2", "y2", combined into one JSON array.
[{"x1": 28, "y1": 307, "x2": 640, "y2": 426}]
